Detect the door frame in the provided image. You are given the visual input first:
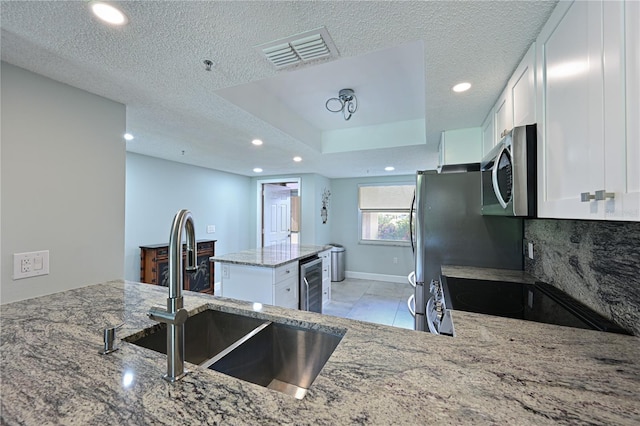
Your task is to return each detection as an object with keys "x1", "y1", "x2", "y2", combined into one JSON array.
[{"x1": 255, "y1": 177, "x2": 301, "y2": 247}]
